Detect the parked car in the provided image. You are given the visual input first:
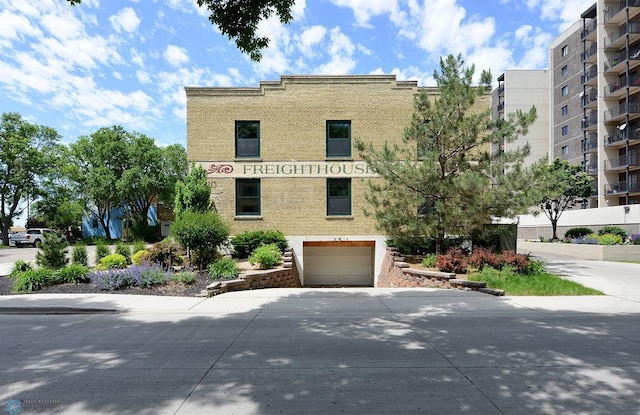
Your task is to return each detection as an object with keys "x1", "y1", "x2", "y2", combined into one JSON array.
[{"x1": 11, "y1": 228, "x2": 67, "y2": 248}]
